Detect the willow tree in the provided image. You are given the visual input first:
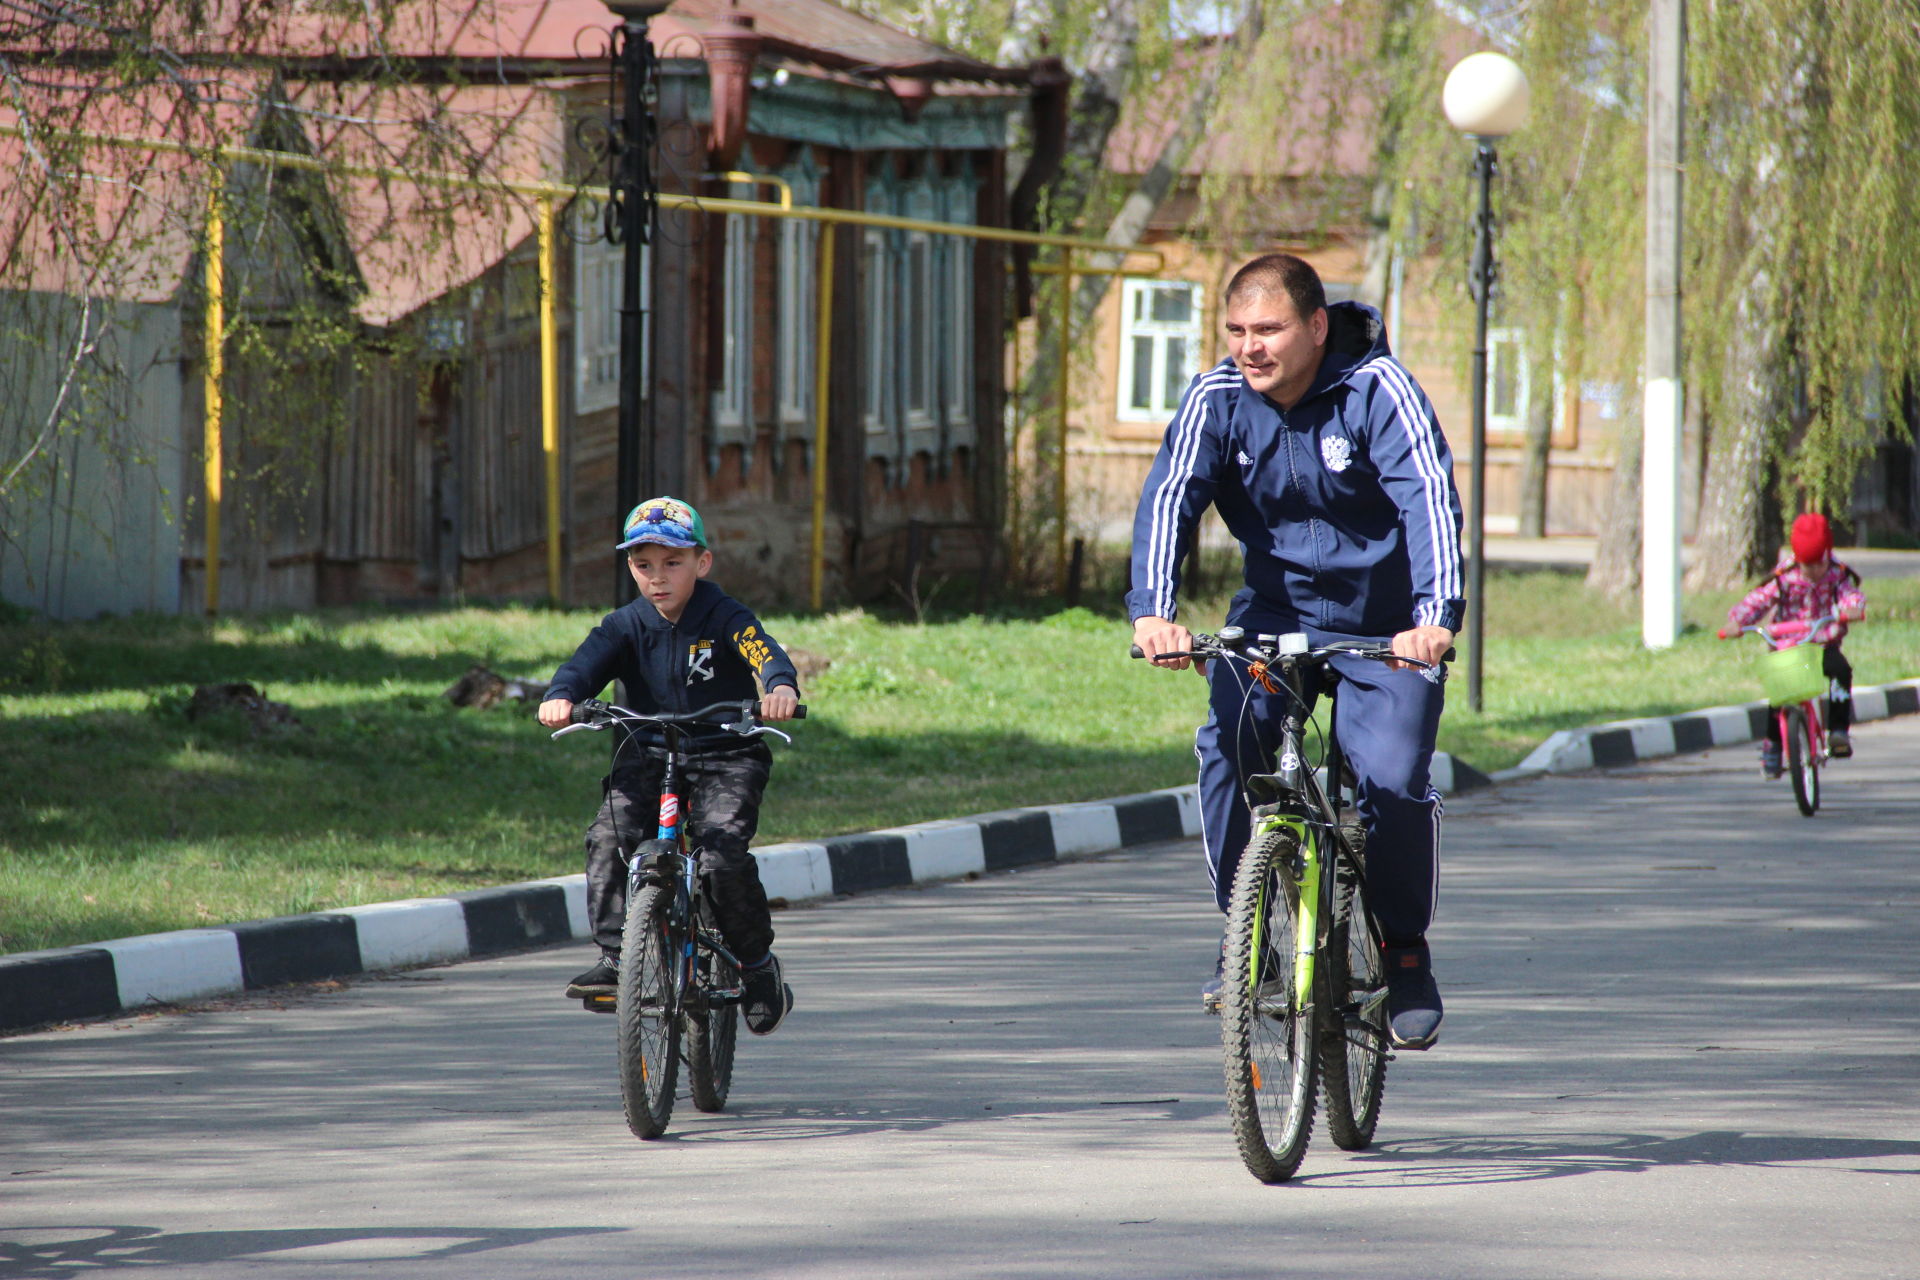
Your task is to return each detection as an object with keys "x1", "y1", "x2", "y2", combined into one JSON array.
[{"x1": 1189, "y1": 0, "x2": 1919, "y2": 593}]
